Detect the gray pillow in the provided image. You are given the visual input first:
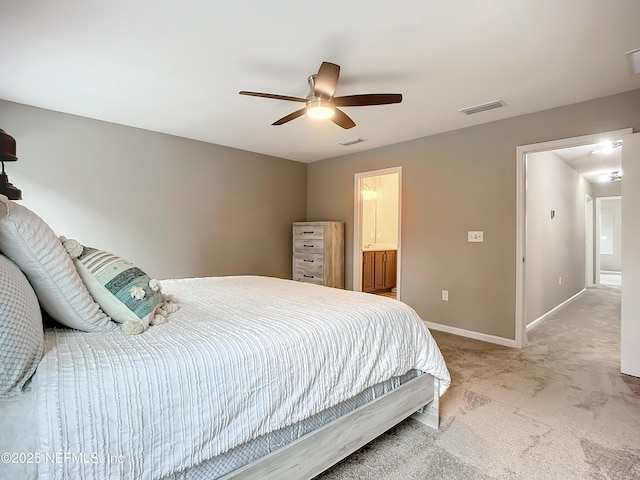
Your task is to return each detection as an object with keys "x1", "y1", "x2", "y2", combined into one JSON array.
[
  {"x1": 0, "y1": 254, "x2": 44, "y2": 397},
  {"x1": 0, "y1": 195, "x2": 116, "y2": 332}
]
